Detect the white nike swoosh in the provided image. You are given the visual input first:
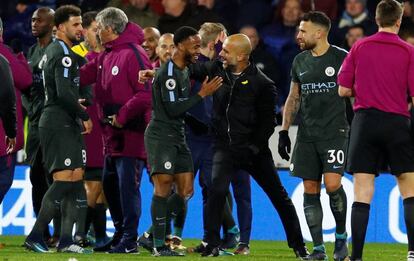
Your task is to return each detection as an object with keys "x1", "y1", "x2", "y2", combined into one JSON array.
[
  {"x1": 299, "y1": 71, "x2": 307, "y2": 76},
  {"x1": 333, "y1": 165, "x2": 342, "y2": 169},
  {"x1": 155, "y1": 217, "x2": 166, "y2": 221},
  {"x1": 125, "y1": 248, "x2": 136, "y2": 253}
]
